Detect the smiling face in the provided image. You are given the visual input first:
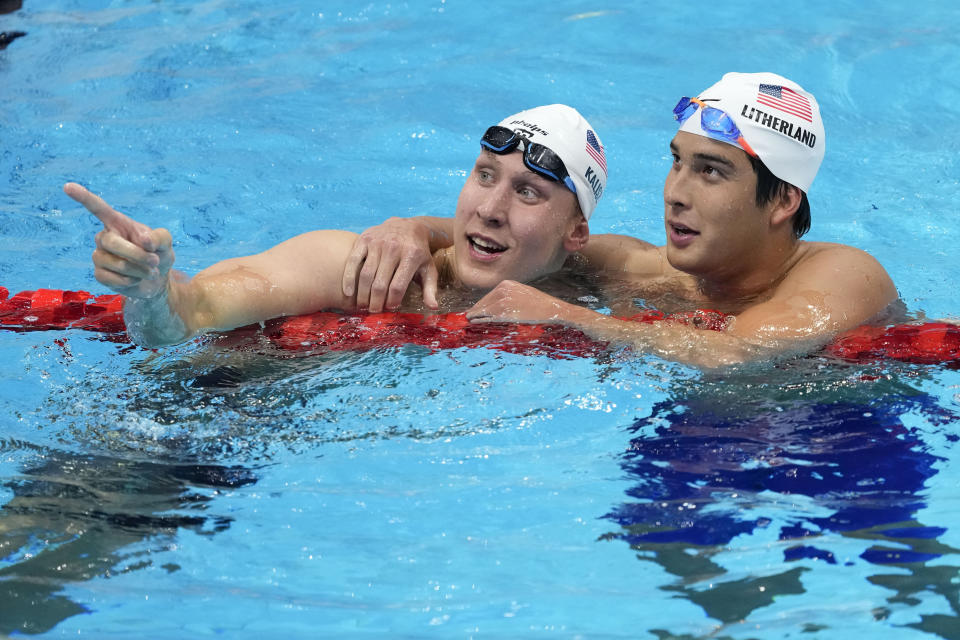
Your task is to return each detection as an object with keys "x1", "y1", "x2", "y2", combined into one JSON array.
[
  {"x1": 662, "y1": 131, "x2": 773, "y2": 281},
  {"x1": 451, "y1": 149, "x2": 587, "y2": 290}
]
